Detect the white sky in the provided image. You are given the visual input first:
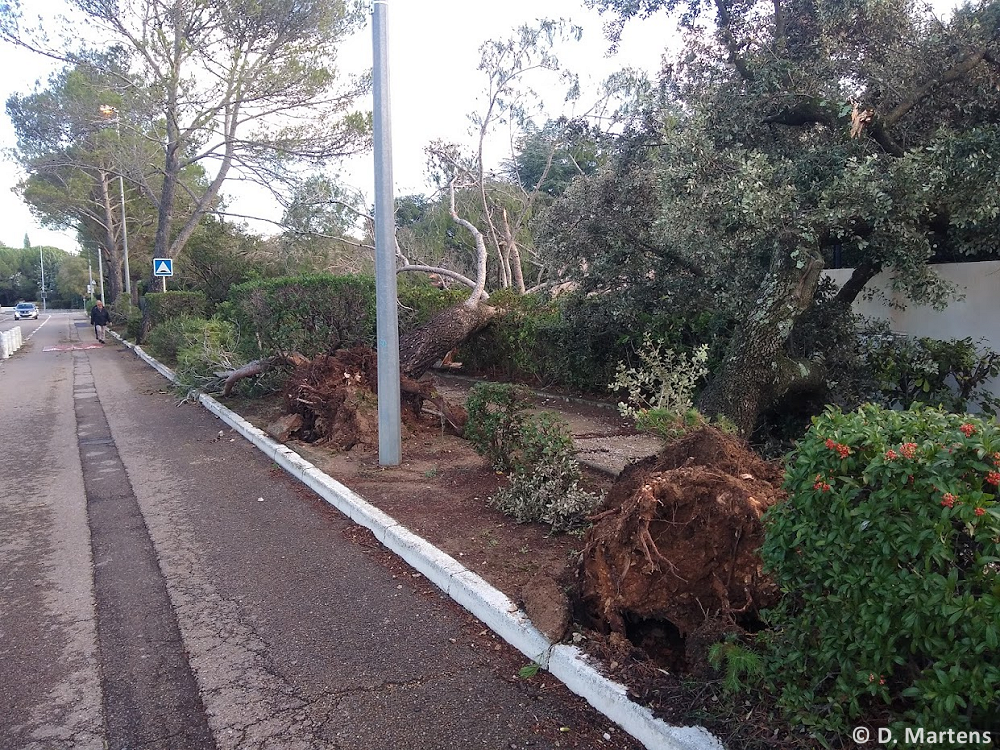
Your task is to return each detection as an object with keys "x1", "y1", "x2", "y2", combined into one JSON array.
[{"x1": 0, "y1": 0, "x2": 674, "y2": 254}]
